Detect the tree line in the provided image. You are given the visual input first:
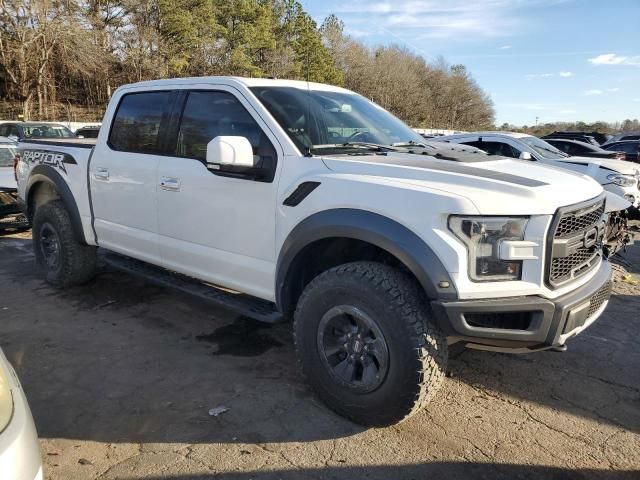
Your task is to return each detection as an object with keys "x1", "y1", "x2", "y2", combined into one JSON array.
[
  {"x1": 501, "y1": 119, "x2": 640, "y2": 137},
  {"x1": 0, "y1": 1, "x2": 495, "y2": 130}
]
